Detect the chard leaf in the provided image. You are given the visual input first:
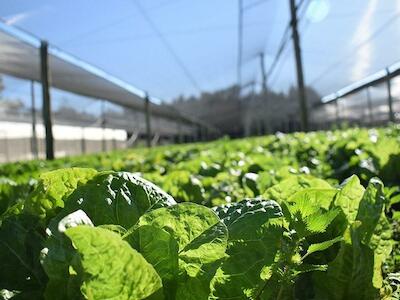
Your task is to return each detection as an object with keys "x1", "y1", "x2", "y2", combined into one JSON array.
[
  {"x1": 0, "y1": 178, "x2": 17, "y2": 217},
  {"x1": 0, "y1": 214, "x2": 46, "y2": 294},
  {"x1": 313, "y1": 178, "x2": 392, "y2": 299},
  {"x1": 334, "y1": 175, "x2": 365, "y2": 223},
  {"x1": 211, "y1": 199, "x2": 284, "y2": 299},
  {"x1": 134, "y1": 203, "x2": 228, "y2": 299},
  {"x1": 51, "y1": 171, "x2": 175, "y2": 229},
  {"x1": 24, "y1": 168, "x2": 97, "y2": 220},
  {"x1": 288, "y1": 188, "x2": 337, "y2": 210},
  {"x1": 135, "y1": 225, "x2": 179, "y2": 280},
  {"x1": 264, "y1": 175, "x2": 331, "y2": 202},
  {"x1": 162, "y1": 171, "x2": 205, "y2": 203},
  {"x1": 355, "y1": 178, "x2": 392, "y2": 289},
  {"x1": 355, "y1": 178, "x2": 386, "y2": 243},
  {"x1": 65, "y1": 226, "x2": 162, "y2": 300},
  {"x1": 43, "y1": 173, "x2": 175, "y2": 299}
]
